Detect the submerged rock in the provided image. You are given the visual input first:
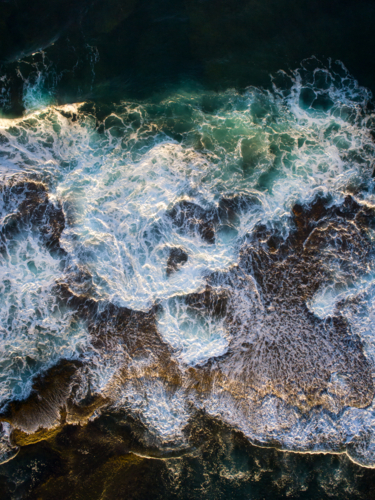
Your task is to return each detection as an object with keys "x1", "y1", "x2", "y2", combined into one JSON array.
[
  {"x1": 219, "y1": 192, "x2": 261, "y2": 220},
  {"x1": 165, "y1": 195, "x2": 258, "y2": 245},
  {"x1": 1, "y1": 180, "x2": 66, "y2": 256},
  {"x1": 184, "y1": 286, "x2": 228, "y2": 318},
  {"x1": 166, "y1": 247, "x2": 188, "y2": 276},
  {"x1": 206, "y1": 194, "x2": 375, "y2": 410},
  {"x1": 166, "y1": 201, "x2": 217, "y2": 244}
]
